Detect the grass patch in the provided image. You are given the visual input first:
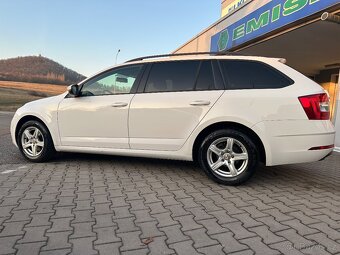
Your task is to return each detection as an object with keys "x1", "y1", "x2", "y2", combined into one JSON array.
[
  {"x1": 0, "y1": 87, "x2": 46, "y2": 111},
  {"x1": 0, "y1": 80, "x2": 66, "y2": 94},
  {"x1": 0, "y1": 81, "x2": 66, "y2": 112}
]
